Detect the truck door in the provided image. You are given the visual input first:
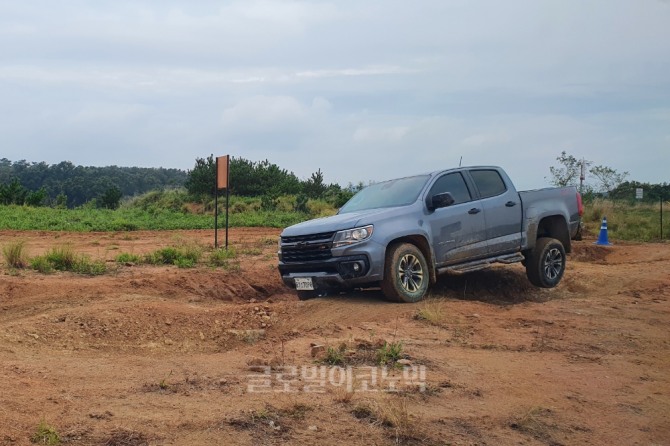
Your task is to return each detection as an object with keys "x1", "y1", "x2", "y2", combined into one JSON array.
[
  {"x1": 468, "y1": 169, "x2": 522, "y2": 255},
  {"x1": 425, "y1": 172, "x2": 488, "y2": 265}
]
